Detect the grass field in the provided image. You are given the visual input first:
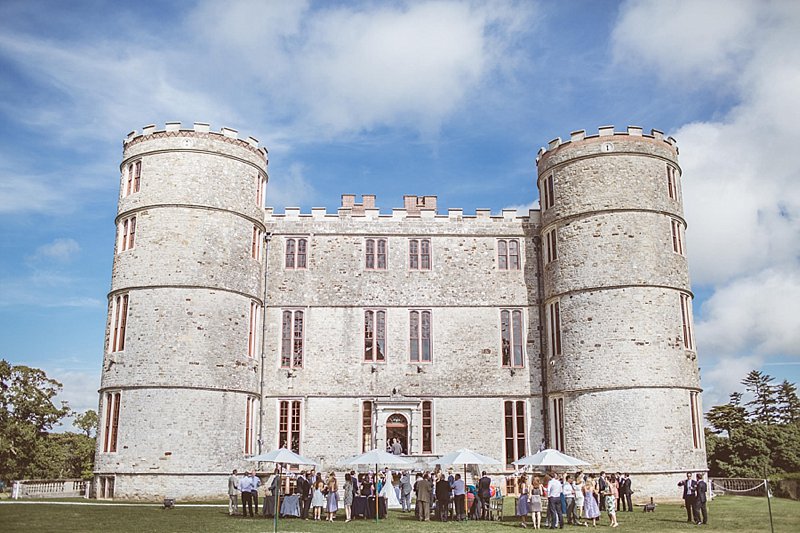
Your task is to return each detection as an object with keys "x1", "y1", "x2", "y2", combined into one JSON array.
[{"x1": 1, "y1": 495, "x2": 798, "y2": 532}]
